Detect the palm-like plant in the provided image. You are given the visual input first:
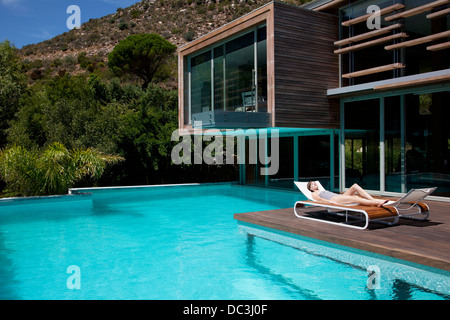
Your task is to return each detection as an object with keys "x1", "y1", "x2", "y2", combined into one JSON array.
[
  {"x1": 0, "y1": 145, "x2": 39, "y2": 196},
  {"x1": 0, "y1": 142, "x2": 123, "y2": 197}
]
